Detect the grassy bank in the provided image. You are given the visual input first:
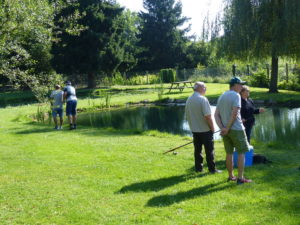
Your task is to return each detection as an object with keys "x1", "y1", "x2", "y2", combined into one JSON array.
[
  {"x1": 1, "y1": 83, "x2": 300, "y2": 108},
  {"x1": 0, "y1": 90, "x2": 299, "y2": 224}
]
